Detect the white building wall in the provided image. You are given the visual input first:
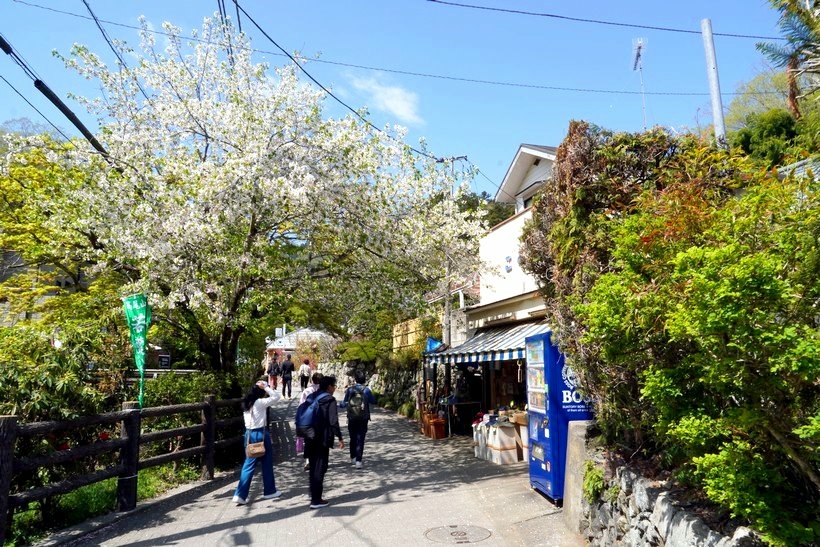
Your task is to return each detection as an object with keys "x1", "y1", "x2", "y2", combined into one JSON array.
[
  {"x1": 514, "y1": 163, "x2": 552, "y2": 212},
  {"x1": 479, "y1": 209, "x2": 539, "y2": 307}
]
